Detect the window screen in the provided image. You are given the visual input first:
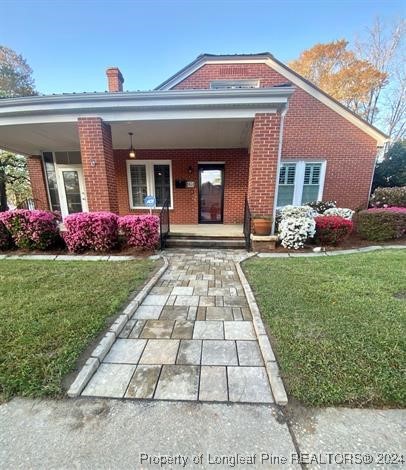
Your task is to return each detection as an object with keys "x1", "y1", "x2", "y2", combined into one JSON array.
[
  {"x1": 301, "y1": 163, "x2": 321, "y2": 204},
  {"x1": 130, "y1": 165, "x2": 147, "y2": 206},
  {"x1": 277, "y1": 164, "x2": 296, "y2": 206}
]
